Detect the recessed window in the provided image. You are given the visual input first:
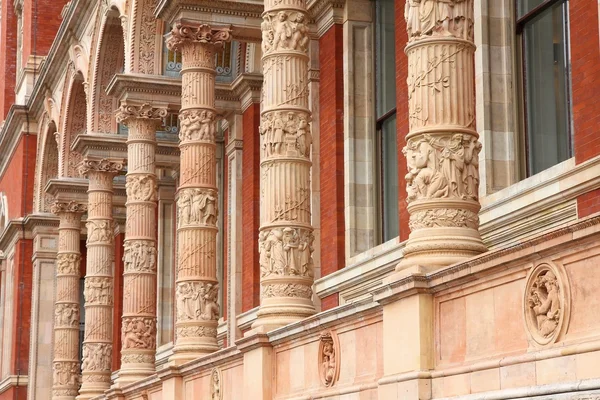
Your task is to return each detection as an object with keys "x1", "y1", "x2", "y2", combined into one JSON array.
[
  {"x1": 517, "y1": 0, "x2": 572, "y2": 176},
  {"x1": 375, "y1": 0, "x2": 398, "y2": 242}
]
